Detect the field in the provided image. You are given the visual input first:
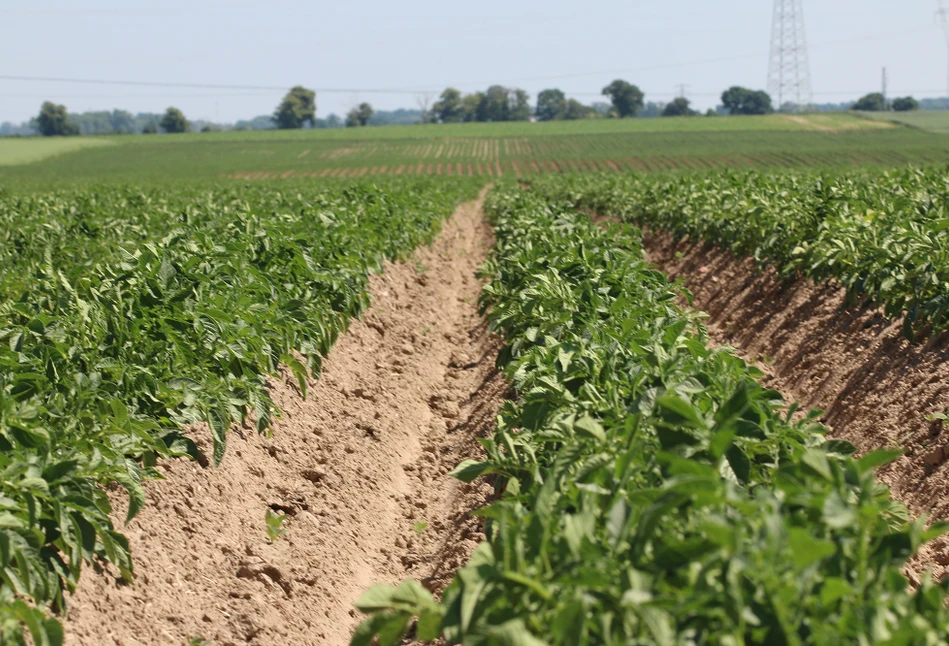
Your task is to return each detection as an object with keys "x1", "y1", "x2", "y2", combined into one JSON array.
[
  {"x1": 5, "y1": 114, "x2": 949, "y2": 645},
  {"x1": 0, "y1": 137, "x2": 114, "y2": 166},
  {"x1": 859, "y1": 109, "x2": 949, "y2": 135},
  {"x1": 3, "y1": 112, "x2": 949, "y2": 185}
]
